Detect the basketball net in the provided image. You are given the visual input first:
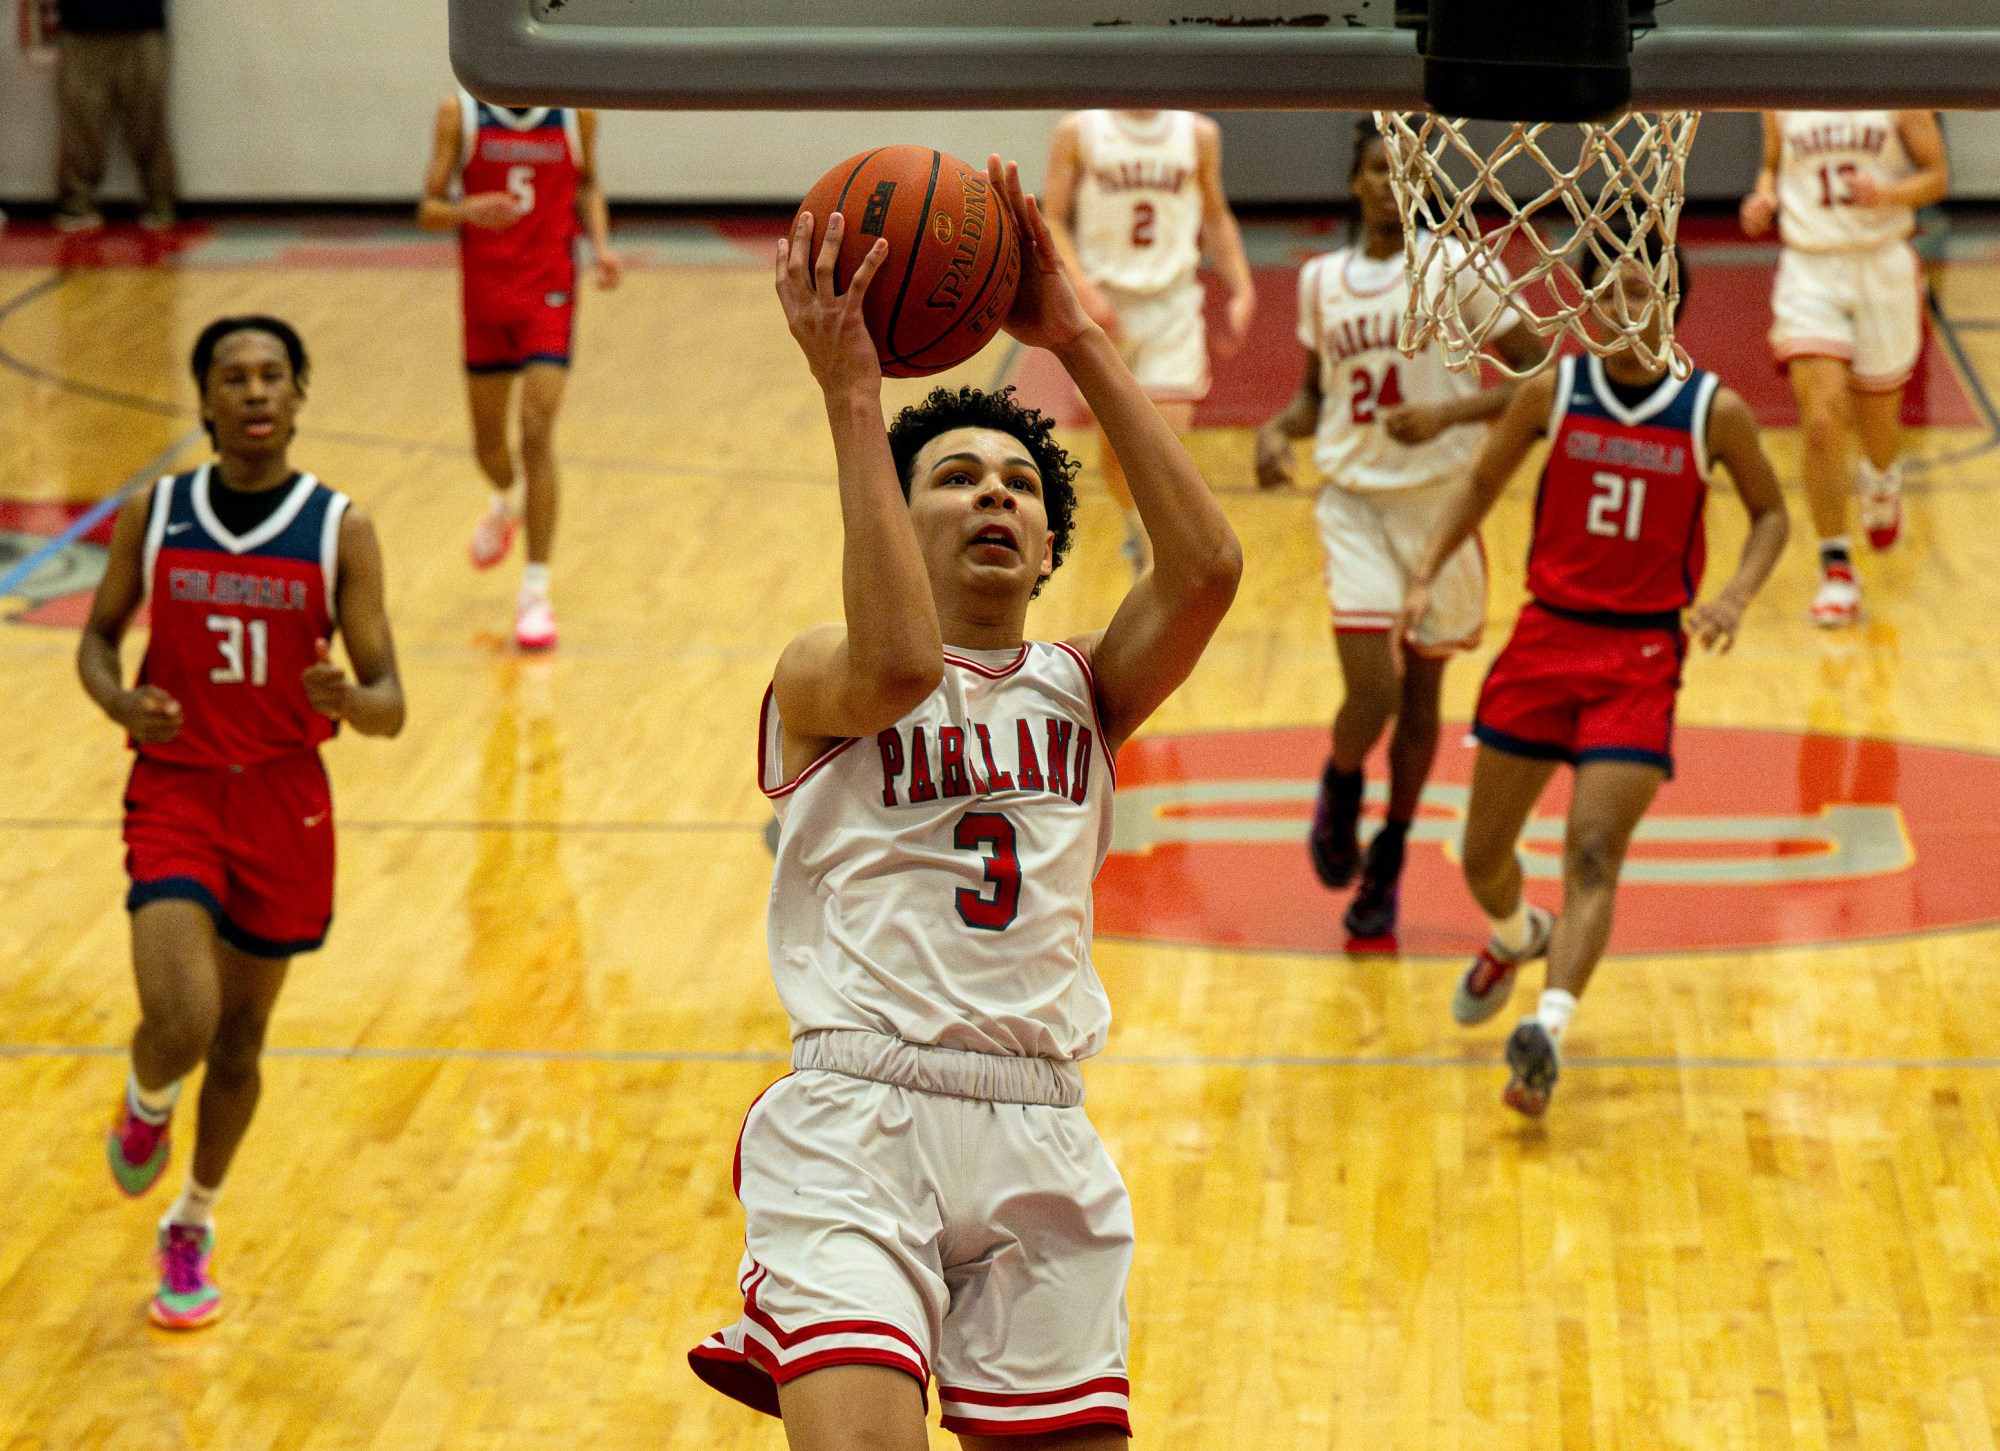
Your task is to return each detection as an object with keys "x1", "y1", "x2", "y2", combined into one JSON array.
[{"x1": 1375, "y1": 110, "x2": 1701, "y2": 379}]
